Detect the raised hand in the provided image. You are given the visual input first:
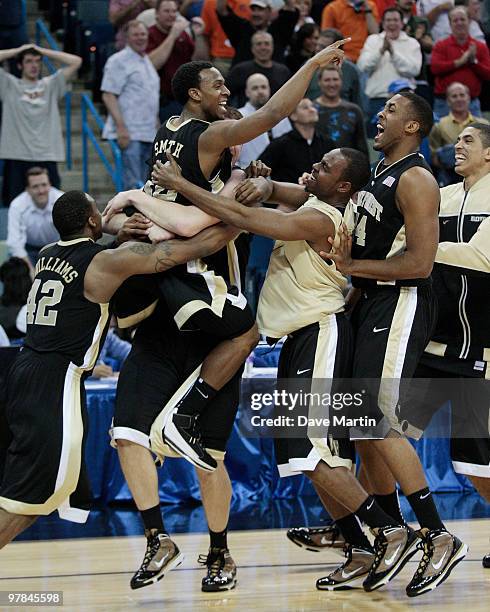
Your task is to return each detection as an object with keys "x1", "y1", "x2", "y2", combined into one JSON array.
[{"x1": 310, "y1": 37, "x2": 350, "y2": 69}]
